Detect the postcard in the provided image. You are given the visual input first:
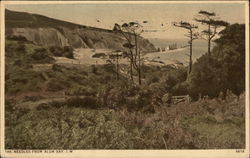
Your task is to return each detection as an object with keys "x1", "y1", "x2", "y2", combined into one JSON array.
[{"x1": 0, "y1": 1, "x2": 249, "y2": 158}]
